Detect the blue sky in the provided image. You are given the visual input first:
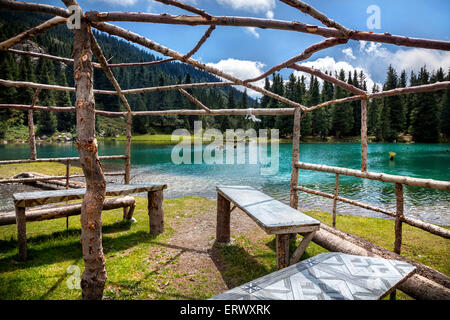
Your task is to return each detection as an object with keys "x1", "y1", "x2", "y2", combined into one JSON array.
[{"x1": 28, "y1": 0, "x2": 450, "y2": 97}]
